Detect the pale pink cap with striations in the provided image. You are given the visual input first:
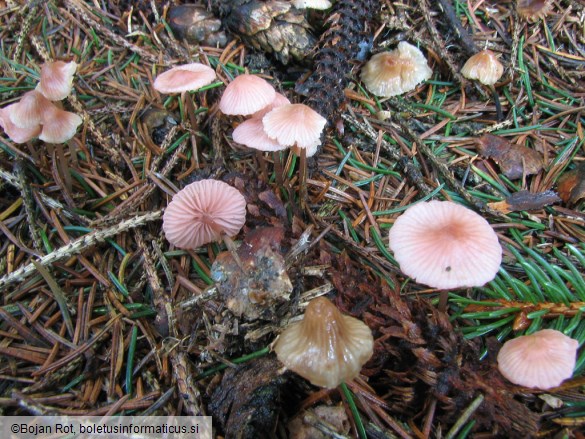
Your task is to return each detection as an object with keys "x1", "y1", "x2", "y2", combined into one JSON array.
[
  {"x1": 153, "y1": 63, "x2": 216, "y2": 94},
  {"x1": 9, "y1": 90, "x2": 51, "y2": 129},
  {"x1": 388, "y1": 200, "x2": 502, "y2": 289},
  {"x1": 219, "y1": 74, "x2": 276, "y2": 116},
  {"x1": 36, "y1": 60, "x2": 78, "y2": 101},
  {"x1": 39, "y1": 103, "x2": 83, "y2": 143},
  {"x1": 497, "y1": 329, "x2": 579, "y2": 389},
  {"x1": 232, "y1": 117, "x2": 287, "y2": 152},
  {"x1": 262, "y1": 103, "x2": 326, "y2": 155},
  {"x1": 163, "y1": 179, "x2": 247, "y2": 249},
  {"x1": 0, "y1": 104, "x2": 41, "y2": 143}
]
